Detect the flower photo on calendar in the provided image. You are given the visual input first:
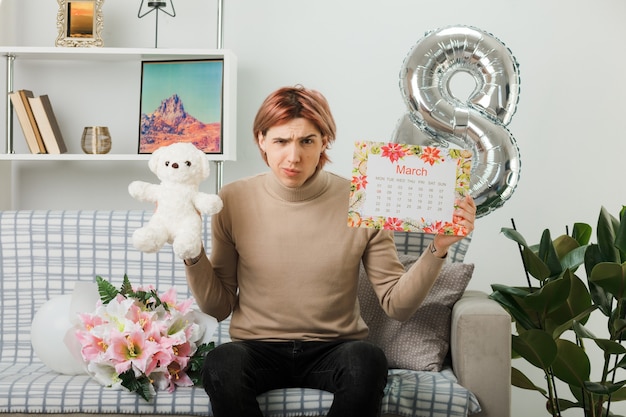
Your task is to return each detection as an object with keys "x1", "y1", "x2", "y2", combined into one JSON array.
[{"x1": 347, "y1": 141, "x2": 472, "y2": 236}]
